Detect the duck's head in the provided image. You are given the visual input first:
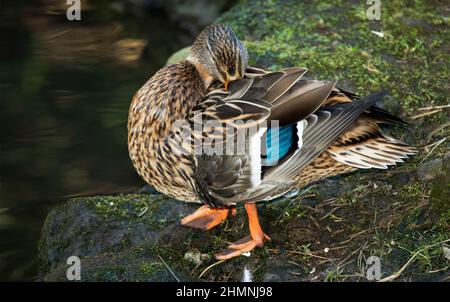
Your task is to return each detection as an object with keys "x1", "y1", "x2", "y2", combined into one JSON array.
[{"x1": 189, "y1": 24, "x2": 248, "y2": 90}]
